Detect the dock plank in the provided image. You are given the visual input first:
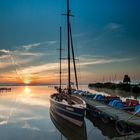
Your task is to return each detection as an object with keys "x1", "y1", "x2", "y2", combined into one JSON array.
[{"x1": 81, "y1": 96, "x2": 140, "y2": 126}]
